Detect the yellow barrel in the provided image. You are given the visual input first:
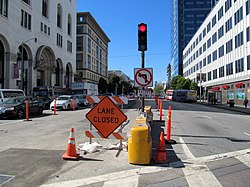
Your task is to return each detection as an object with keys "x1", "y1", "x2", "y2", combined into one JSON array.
[
  {"x1": 128, "y1": 125, "x2": 152, "y2": 165},
  {"x1": 144, "y1": 106, "x2": 153, "y2": 125},
  {"x1": 135, "y1": 116, "x2": 147, "y2": 124}
]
